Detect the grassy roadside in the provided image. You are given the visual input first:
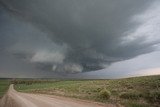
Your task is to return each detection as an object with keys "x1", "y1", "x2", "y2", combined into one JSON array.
[
  {"x1": 0, "y1": 80, "x2": 10, "y2": 98},
  {"x1": 14, "y1": 75, "x2": 160, "y2": 107}
]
